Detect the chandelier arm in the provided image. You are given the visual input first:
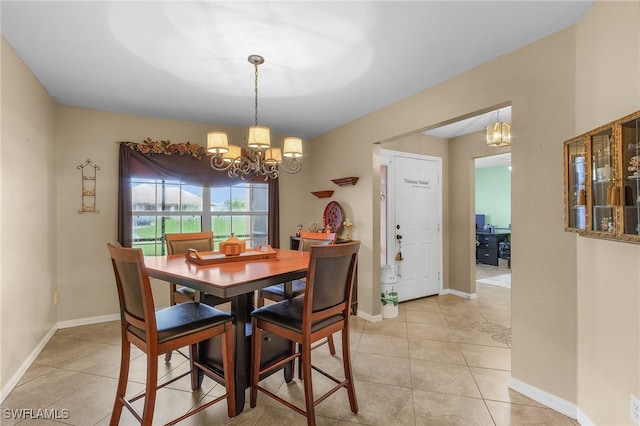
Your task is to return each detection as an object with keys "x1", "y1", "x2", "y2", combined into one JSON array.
[
  {"x1": 261, "y1": 161, "x2": 280, "y2": 179},
  {"x1": 210, "y1": 155, "x2": 233, "y2": 171},
  {"x1": 277, "y1": 158, "x2": 303, "y2": 174},
  {"x1": 237, "y1": 156, "x2": 256, "y2": 177},
  {"x1": 227, "y1": 160, "x2": 247, "y2": 179}
]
